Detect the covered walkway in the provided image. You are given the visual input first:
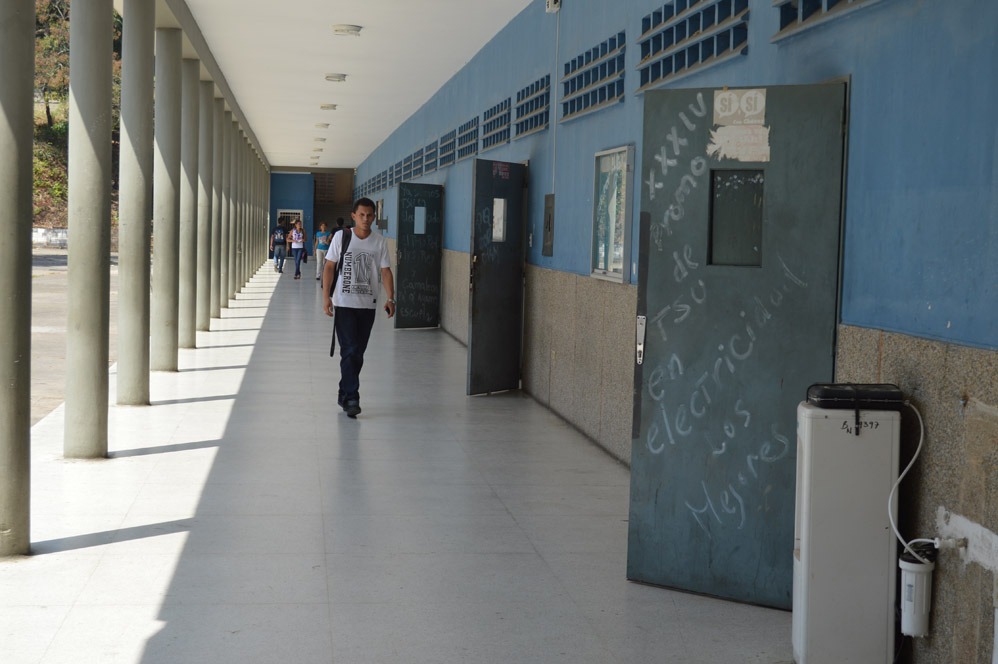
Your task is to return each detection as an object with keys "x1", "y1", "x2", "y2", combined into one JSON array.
[{"x1": 4, "y1": 265, "x2": 790, "y2": 663}]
